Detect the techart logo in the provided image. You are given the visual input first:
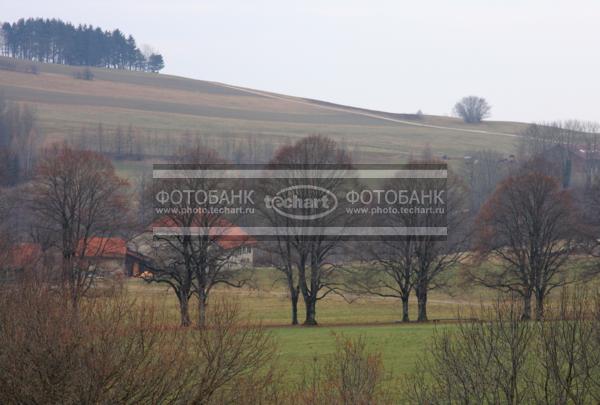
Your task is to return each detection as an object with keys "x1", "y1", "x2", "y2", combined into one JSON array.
[{"x1": 264, "y1": 185, "x2": 337, "y2": 220}]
